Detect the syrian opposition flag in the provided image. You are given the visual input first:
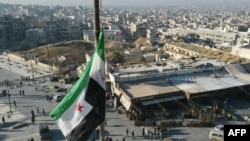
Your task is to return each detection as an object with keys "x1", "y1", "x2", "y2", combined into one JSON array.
[{"x1": 49, "y1": 31, "x2": 106, "y2": 141}]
